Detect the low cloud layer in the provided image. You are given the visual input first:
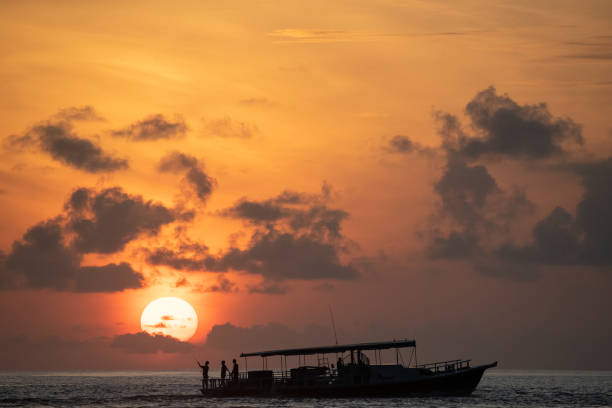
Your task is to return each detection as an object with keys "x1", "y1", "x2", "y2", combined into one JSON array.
[
  {"x1": 111, "y1": 114, "x2": 187, "y2": 141},
  {"x1": 205, "y1": 322, "x2": 329, "y2": 351},
  {"x1": 111, "y1": 332, "x2": 195, "y2": 354}
]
